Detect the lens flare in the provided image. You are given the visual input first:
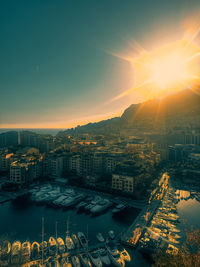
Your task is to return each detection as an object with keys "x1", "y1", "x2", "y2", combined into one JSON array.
[{"x1": 110, "y1": 32, "x2": 200, "y2": 102}]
